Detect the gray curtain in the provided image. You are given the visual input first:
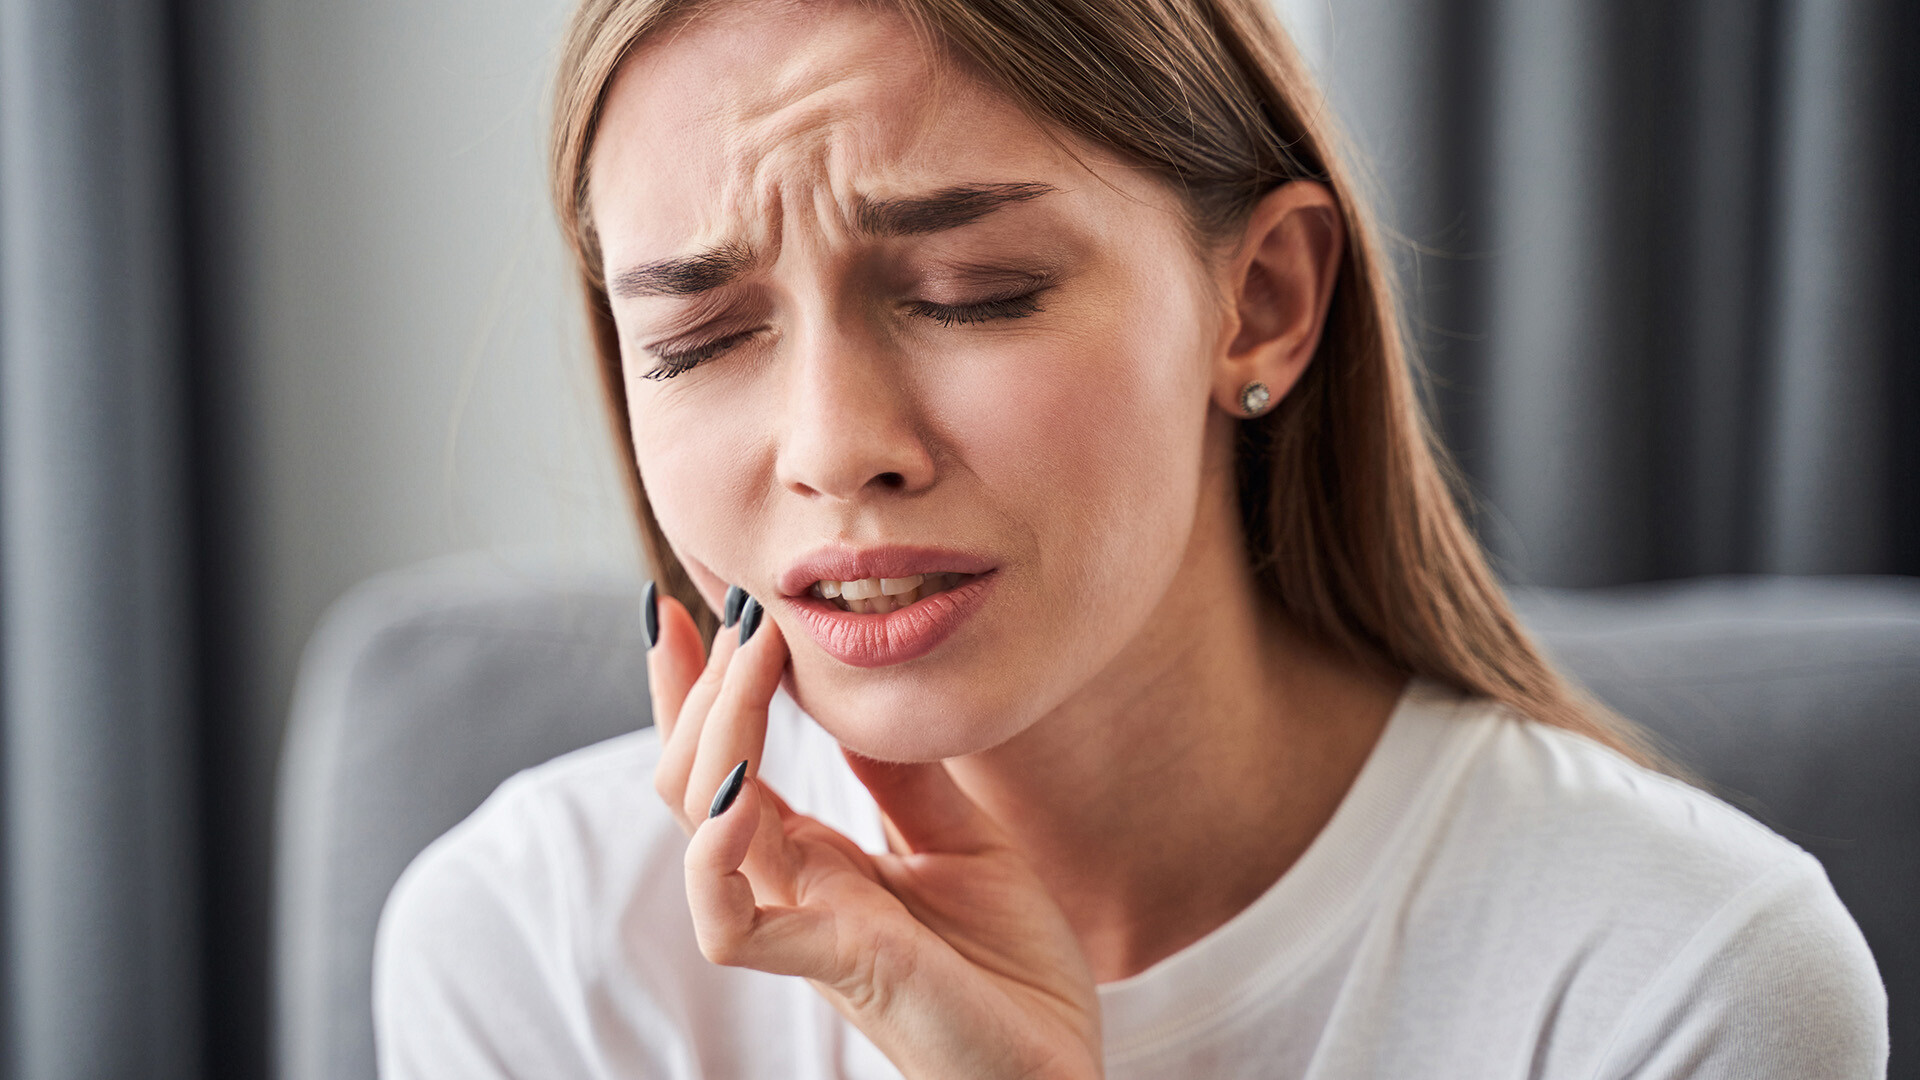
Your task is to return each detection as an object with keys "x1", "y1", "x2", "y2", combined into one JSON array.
[
  {"x1": 1320, "y1": 0, "x2": 1919, "y2": 587},
  {"x1": 0, "y1": 0, "x2": 202, "y2": 1077}
]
